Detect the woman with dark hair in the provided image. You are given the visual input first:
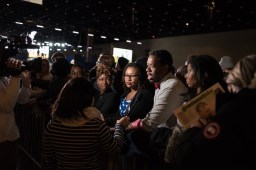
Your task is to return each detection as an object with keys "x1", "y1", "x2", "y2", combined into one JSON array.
[
  {"x1": 165, "y1": 54, "x2": 228, "y2": 166},
  {"x1": 120, "y1": 62, "x2": 154, "y2": 122},
  {"x1": 184, "y1": 54, "x2": 227, "y2": 102},
  {"x1": 42, "y1": 77, "x2": 129, "y2": 170},
  {"x1": 175, "y1": 55, "x2": 256, "y2": 170},
  {"x1": 93, "y1": 66, "x2": 120, "y2": 126}
]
